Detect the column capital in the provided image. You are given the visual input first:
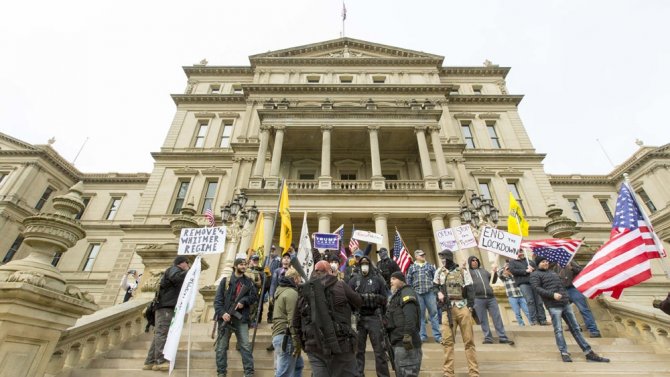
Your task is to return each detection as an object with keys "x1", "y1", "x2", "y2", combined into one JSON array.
[
  {"x1": 429, "y1": 125, "x2": 441, "y2": 133},
  {"x1": 317, "y1": 212, "x2": 332, "y2": 219},
  {"x1": 414, "y1": 125, "x2": 428, "y2": 134},
  {"x1": 259, "y1": 125, "x2": 272, "y2": 132},
  {"x1": 428, "y1": 213, "x2": 445, "y2": 221},
  {"x1": 373, "y1": 212, "x2": 389, "y2": 219},
  {"x1": 321, "y1": 125, "x2": 333, "y2": 132},
  {"x1": 274, "y1": 125, "x2": 286, "y2": 131},
  {"x1": 367, "y1": 125, "x2": 380, "y2": 132}
]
